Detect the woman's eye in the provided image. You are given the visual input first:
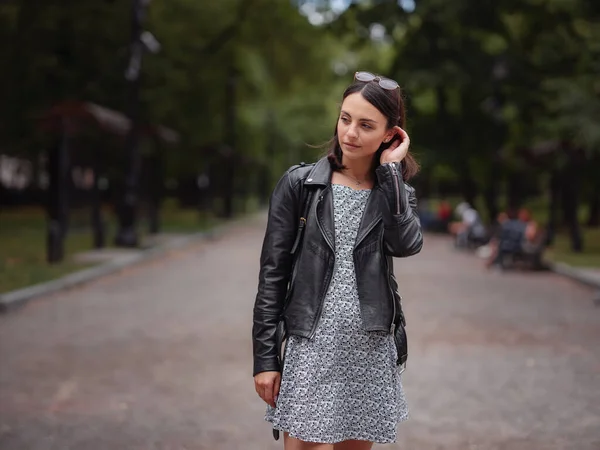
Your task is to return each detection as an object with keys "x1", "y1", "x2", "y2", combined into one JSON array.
[
  {"x1": 362, "y1": 123, "x2": 372, "y2": 129},
  {"x1": 340, "y1": 117, "x2": 350, "y2": 123}
]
